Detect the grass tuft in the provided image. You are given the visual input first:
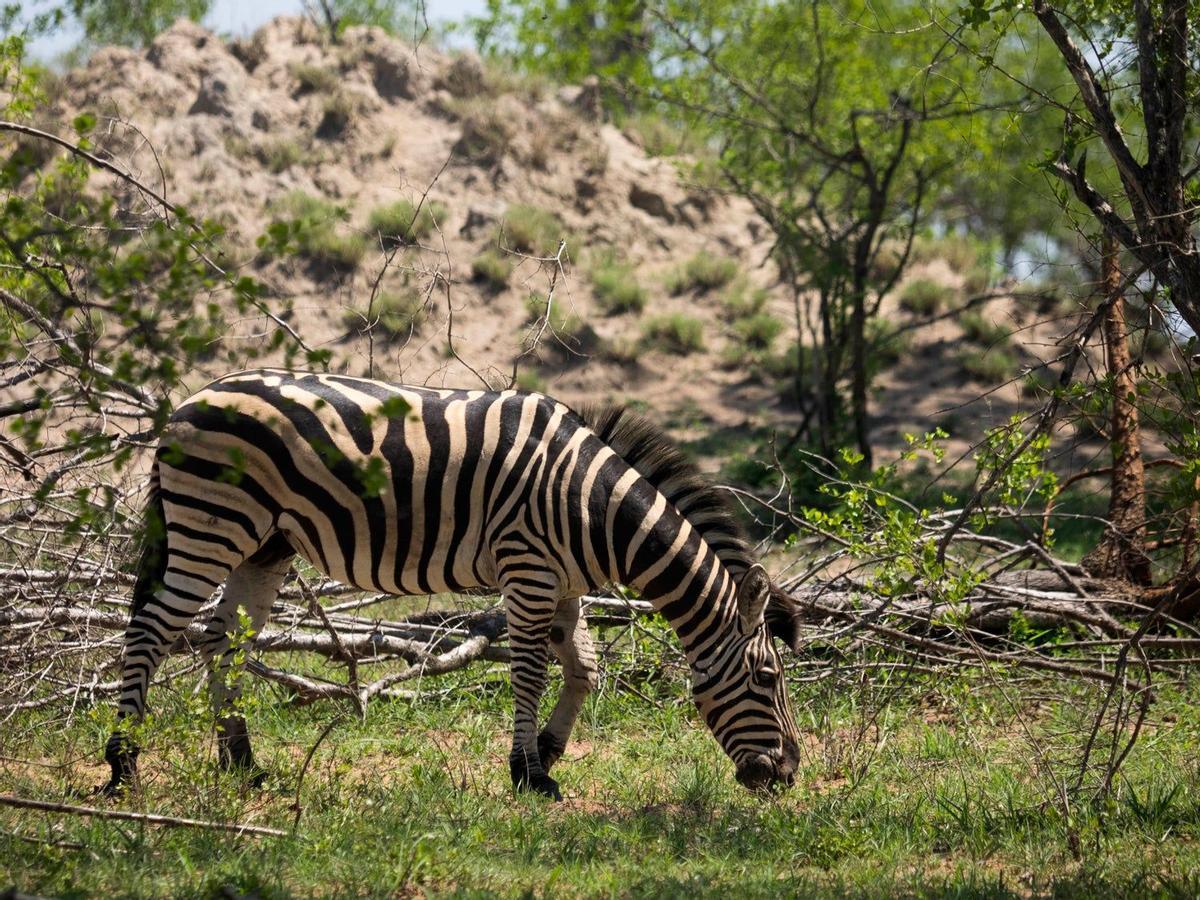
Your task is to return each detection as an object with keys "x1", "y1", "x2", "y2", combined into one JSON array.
[
  {"x1": 960, "y1": 310, "x2": 1009, "y2": 346},
  {"x1": 641, "y1": 314, "x2": 705, "y2": 354},
  {"x1": 898, "y1": 277, "x2": 952, "y2": 316},
  {"x1": 367, "y1": 199, "x2": 448, "y2": 247},
  {"x1": 499, "y1": 204, "x2": 564, "y2": 257},
  {"x1": 666, "y1": 253, "x2": 739, "y2": 295},
  {"x1": 471, "y1": 250, "x2": 513, "y2": 290},
  {"x1": 590, "y1": 249, "x2": 647, "y2": 315}
]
